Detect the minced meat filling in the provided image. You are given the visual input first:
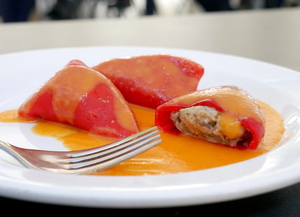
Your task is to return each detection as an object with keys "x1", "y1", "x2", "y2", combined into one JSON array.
[{"x1": 170, "y1": 106, "x2": 245, "y2": 146}]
